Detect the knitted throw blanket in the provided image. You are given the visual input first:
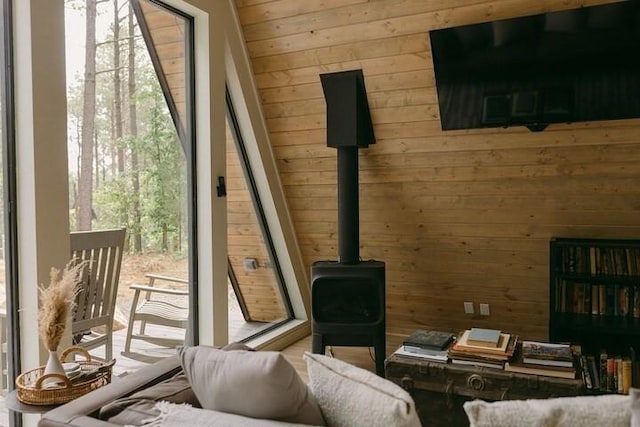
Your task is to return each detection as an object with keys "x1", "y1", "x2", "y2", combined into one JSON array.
[{"x1": 137, "y1": 401, "x2": 313, "y2": 427}]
